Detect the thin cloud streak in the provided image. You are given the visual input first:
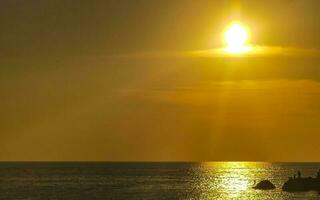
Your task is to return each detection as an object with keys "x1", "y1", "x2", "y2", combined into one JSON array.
[
  {"x1": 191, "y1": 46, "x2": 320, "y2": 58},
  {"x1": 103, "y1": 46, "x2": 320, "y2": 59}
]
